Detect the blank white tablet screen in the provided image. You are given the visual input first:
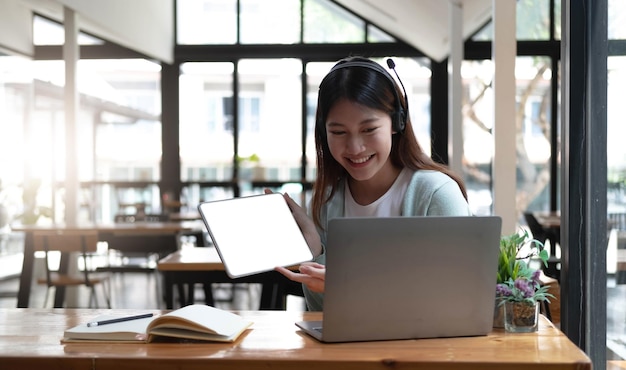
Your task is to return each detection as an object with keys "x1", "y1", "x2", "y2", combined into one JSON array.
[{"x1": 197, "y1": 193, "x2": 313, "y2": 278}]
